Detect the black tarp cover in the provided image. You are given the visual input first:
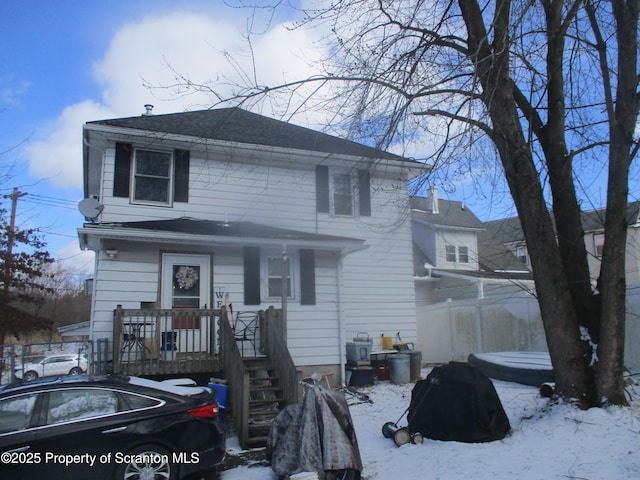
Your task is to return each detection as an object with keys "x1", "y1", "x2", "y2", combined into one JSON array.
[
  {"x1": 267, "y1": 384, "x2": 362, "y2": 479},
  {"x1": 407, "y1": 362, "x2": 511, "y2": 443}
]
